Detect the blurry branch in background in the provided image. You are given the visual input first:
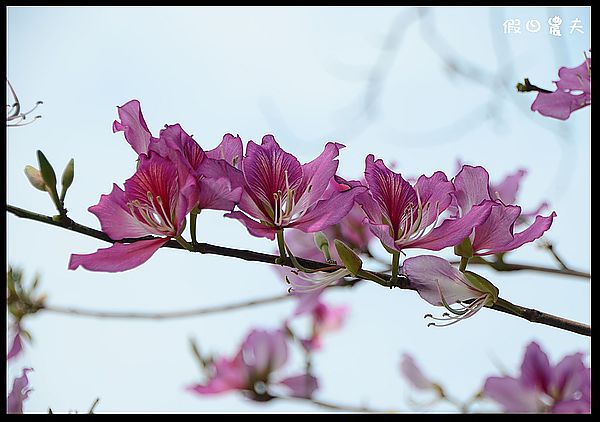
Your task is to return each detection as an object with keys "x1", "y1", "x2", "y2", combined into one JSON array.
[
  {"x1": 6, "y1": 79, "x2": 43, "y2": 127},
  {"x1": 6, "y1": 204, "x2": 591, "y2": 337}
]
